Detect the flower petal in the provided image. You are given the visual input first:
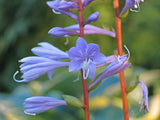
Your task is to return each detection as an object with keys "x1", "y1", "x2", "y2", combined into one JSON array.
[
  {"x1": 76, "y1": 37, "x2": 87, "y2": 56},
  {"x1": 88, "y1": 63, "x2": 96, "y2": 80},
  {"x1": 68, "y1": 47, "x2": 84, "y2": 59},
  {"x1": 87, "y1": 43, "x2": 99, "y2": 58},
  {"x1": 31, "y1": 42, "x2": 69, "y2": 60},
  {"x1": 95, "y1": 55, "x2": 116, "y2": 67},
  {"x1": 69, "y1": 59, "x2": 82, "y2": 72}
]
